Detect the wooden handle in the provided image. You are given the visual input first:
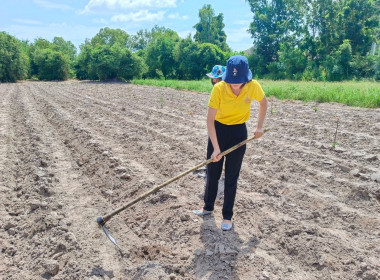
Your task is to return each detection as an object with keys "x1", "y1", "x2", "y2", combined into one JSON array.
[{"x1": 101, "y1": 128, "x2": 270, "y2": 223}]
